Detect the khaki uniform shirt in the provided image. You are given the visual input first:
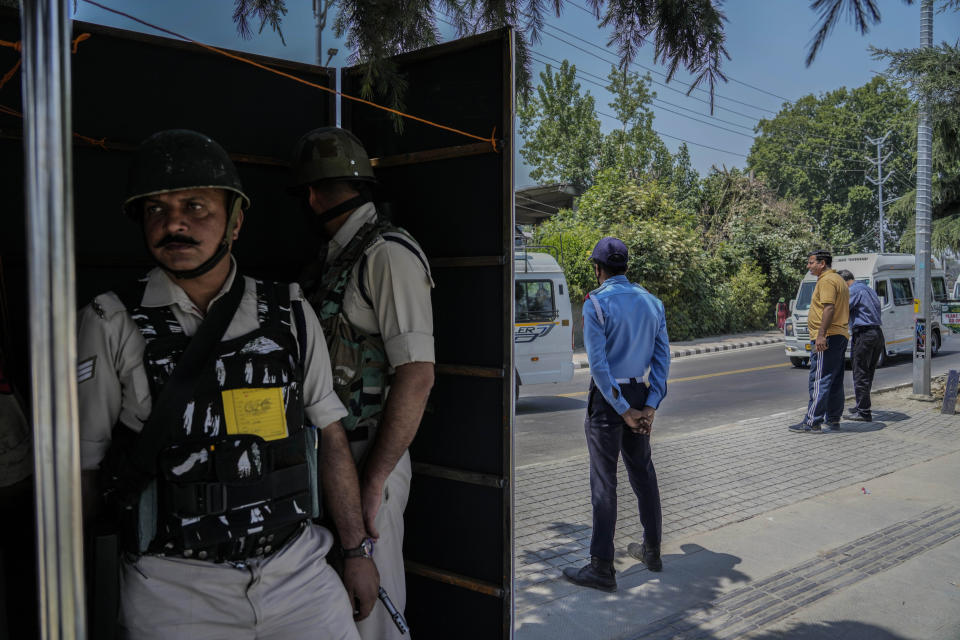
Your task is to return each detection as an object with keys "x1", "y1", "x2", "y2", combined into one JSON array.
[
  {"x1": 807, "y1": 268, "x2": 850, "y2": 339},
  {"x1": 325, "y1": 203, "x2": 435, "y2": 367},
  {"x1": 77, "y1": 258, "x2": 347, "y2": 471}
]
